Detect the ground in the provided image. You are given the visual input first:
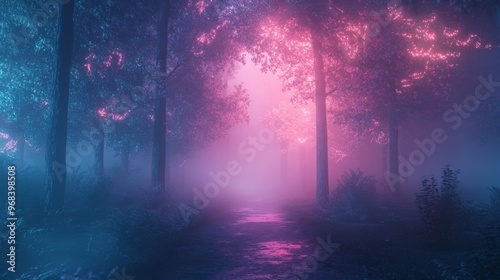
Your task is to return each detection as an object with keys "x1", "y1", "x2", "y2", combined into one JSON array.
[{"x1": 147, "y1": 195, "x2": 479, "y2": 280}]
